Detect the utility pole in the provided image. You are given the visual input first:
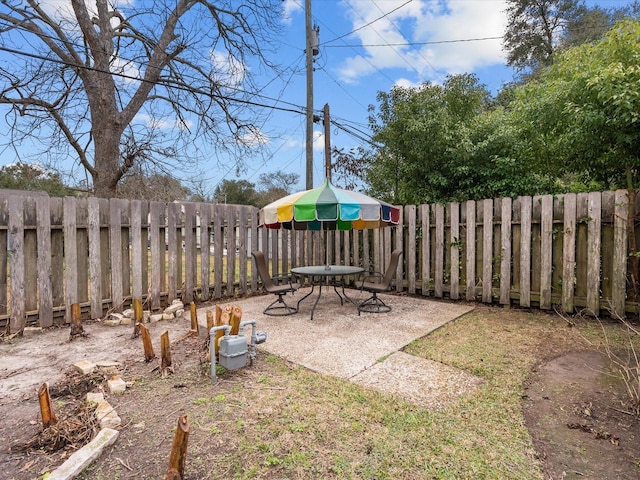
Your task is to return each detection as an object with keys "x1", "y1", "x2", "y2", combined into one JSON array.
[
  {"x1": 305, "y1": 0, "x2": 319, "y2": 189},
  {"x1": 323, "y1": 103, "x2": 331, "y2": 182}
]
